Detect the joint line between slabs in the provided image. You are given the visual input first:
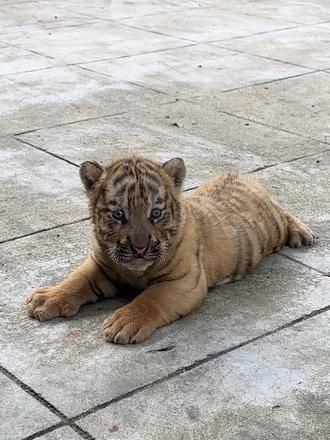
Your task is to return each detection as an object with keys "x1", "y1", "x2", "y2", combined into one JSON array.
[
  {"x1": 218, "y1": 70, "x2": 318, "y2": 95},
  {"x1": 60, "y1": 5, "x2": 208, "y2": 25},
  {"x1": 73, "y1": 41, "x2": 200, "y2": 65},
  {"x1": 279, "y1": 253, "x2": 327, "y2": 276},
  {"x1": 198, "y1": 106, "x2": 330, "y2": 146},
  {"x1": 76, "y1": 64, "x2": 317, "y2": 102},
  {"x1": 14, "y1": 137, "x2": 79, "y2": 168},
  {"x1": 13, "y1": 110, "x2": 126, "y2": 136},
  {"x1": 0, "y1": 217, "x2": 90, "y2": 245},
  {"x1": 204, "y1": 22, "x2": 315, "y2": 45},
  {"x1": 74, "y1": 64, "x2": 169, "y2": 96},
  {"x1": 115, "y1": 18, "x2": 305, "y2": 46},
  {"x1": 70, "y1": 305, "x2": 329, "y2": 422},
  {"x1": 1, "y1": 147, "x2": 327, "y2": 246},
  {"x1": 247, "y1": 147, "x2": 330, "y2": 173},
  {"x1": 159, "y1": 91, "x2": 330, "y2": 146},
  {"x1": 211, "y1": 42, "x2": 321, "y2": 71},
  {"x1": 22, "y1": 422, "x2": 66, "y2": 440},
  {"x1": 0, "y1": 366, "x2": 96, "y2": 440}
]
